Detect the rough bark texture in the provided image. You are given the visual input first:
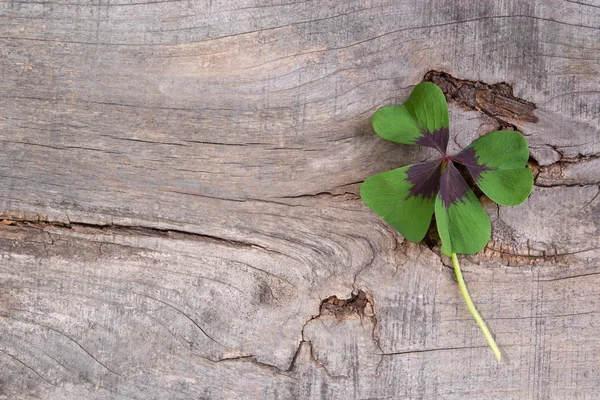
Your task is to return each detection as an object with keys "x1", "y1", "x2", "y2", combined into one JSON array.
[{"x1": 1, "y1": 1, "x2": 600, "y2": 399}]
